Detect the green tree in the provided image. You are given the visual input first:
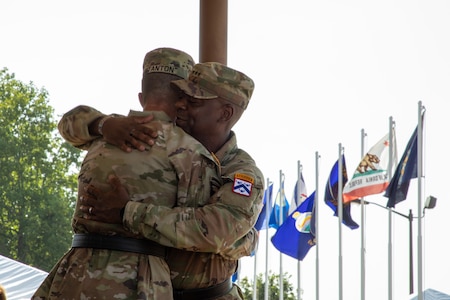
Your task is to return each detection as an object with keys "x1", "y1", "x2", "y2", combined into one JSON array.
[
  {"x1": 0, "y1": 68, "x2": 81, "y2": 271},
  {"x1": 240, "y1": 271, "x2": 297, "y2": 300}
]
